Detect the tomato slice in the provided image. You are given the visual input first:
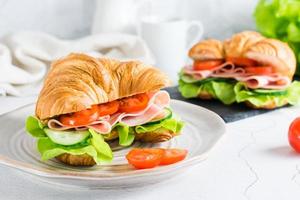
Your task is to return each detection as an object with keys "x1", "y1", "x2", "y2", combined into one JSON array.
[
  {"x1": 119, "y1": 93, "x2": 149, "y2": 113},
  {"x1": 226, "y1": 57, "x2": 257, "y2": 67},
  {"x1": 160, "y1": 149, "x2": 188, "y2": 165},
  {"x1": 126, "y1": 148, "x2": 164, "y2": 169},
  {"x1": 289, "y1": 117, "x2": 300, "y2": 153},
  {"x1": 245, "y1": 66, "x2": 273, "y2": 75},
  {"x1": 193, "y1": 60, "x2": 224, "y2": 70},
  {"x1": 59, "y1": 105, "x2": 99, "y2": 126},
  {"x1": 98, "y1": 101, "x2": 119, "y2": 116}
]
